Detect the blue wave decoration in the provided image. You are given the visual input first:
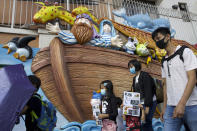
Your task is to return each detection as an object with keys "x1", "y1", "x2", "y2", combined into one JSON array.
[
  {"x1": 58, "y1": 118, "x2": 188, "y2": 131},
  {"x1": 59, "y1": 120, "x2": 101, "y2": 131}
]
